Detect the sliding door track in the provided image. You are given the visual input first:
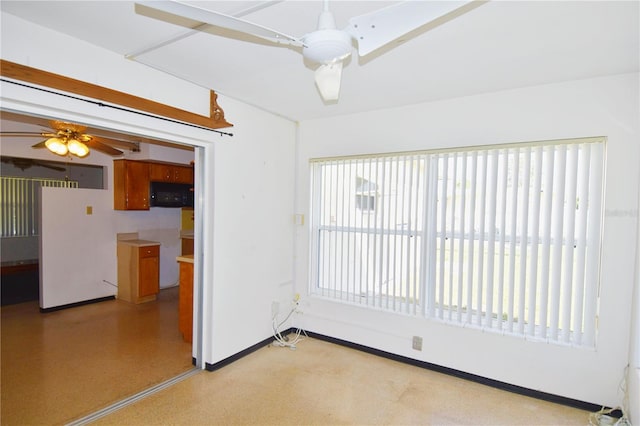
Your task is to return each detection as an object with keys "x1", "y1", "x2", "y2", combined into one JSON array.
[{"x1": 66, "y1": 368, "x2": 201, "y2": 426}]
